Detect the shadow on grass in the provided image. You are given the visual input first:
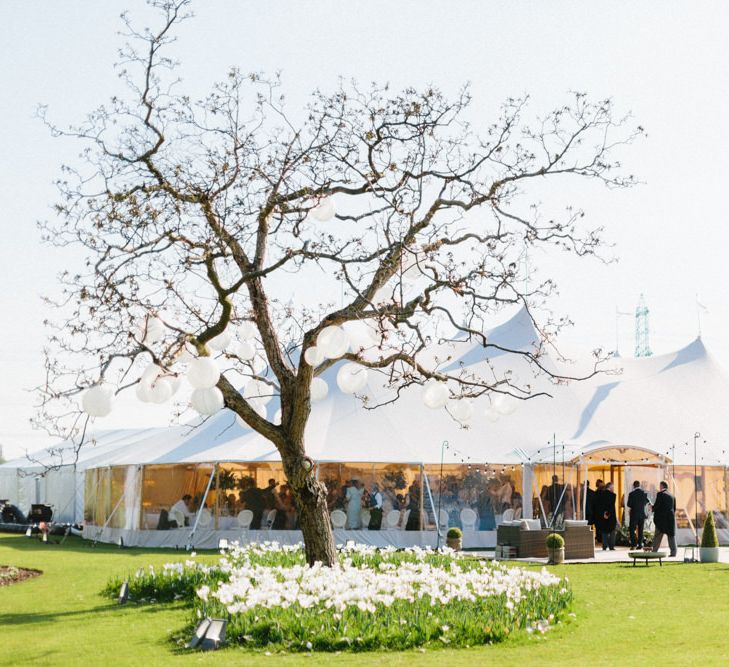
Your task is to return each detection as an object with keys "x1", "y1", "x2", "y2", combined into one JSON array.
[
  {"x1": 0, "y1": 534, "x2": 217, "y2": 557},
  {"x1": 0, "y1": 600, "x2": 183, "y2": 625}
]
